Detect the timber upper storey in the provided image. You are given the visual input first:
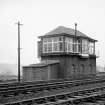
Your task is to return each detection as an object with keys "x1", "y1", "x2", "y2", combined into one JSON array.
[{"x1": 38, "y1": 26, "x2": 97, "y2": 57}]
